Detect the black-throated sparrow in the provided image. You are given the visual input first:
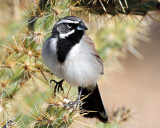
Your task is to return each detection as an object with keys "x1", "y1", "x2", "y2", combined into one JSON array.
[{"x1": 42, "y1": 16, "x2": 108, "y2": 123}]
